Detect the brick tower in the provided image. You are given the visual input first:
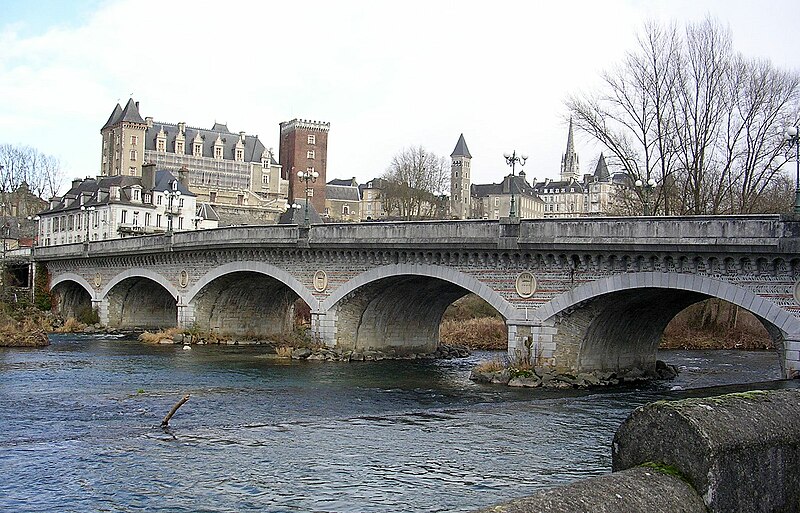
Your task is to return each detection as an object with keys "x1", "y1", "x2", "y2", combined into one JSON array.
[{"x1": 279, "y1": 119, "x2": 330, "y2": 213}]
